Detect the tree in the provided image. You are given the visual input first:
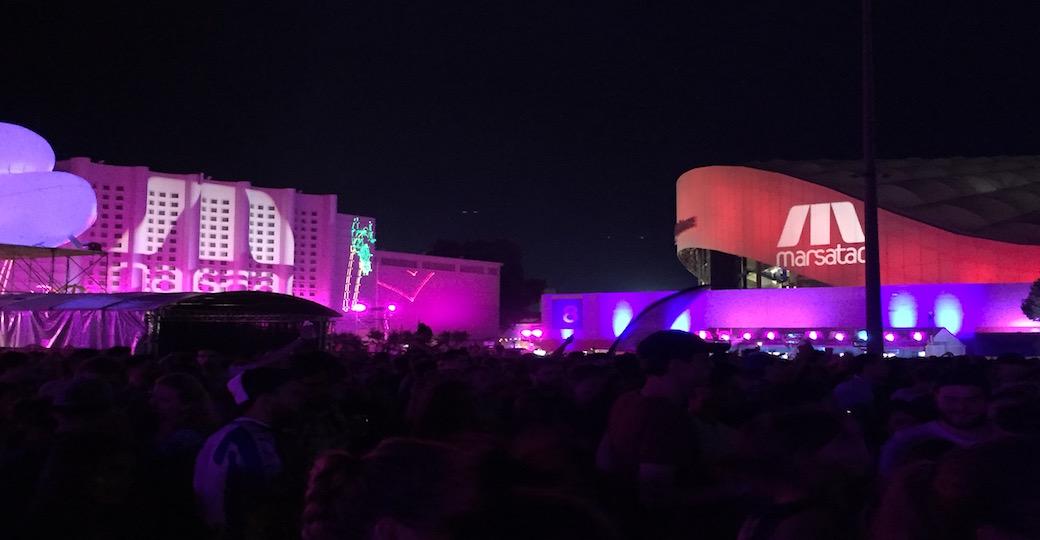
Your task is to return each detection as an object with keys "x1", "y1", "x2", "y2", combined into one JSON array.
[{"x1": 1023, "y1": 278, "x2": 1040, "y2": 321}]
